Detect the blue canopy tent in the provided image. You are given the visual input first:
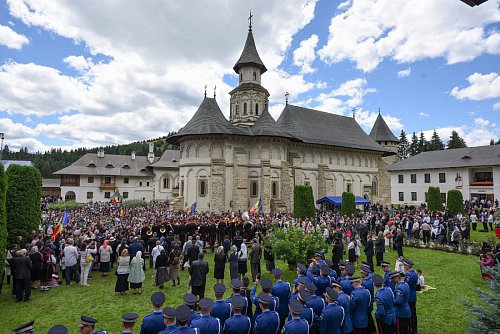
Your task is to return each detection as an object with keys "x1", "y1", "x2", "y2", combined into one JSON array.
[{"x1": 316, "y1": 196, "x2": 371, "y2": 209}]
